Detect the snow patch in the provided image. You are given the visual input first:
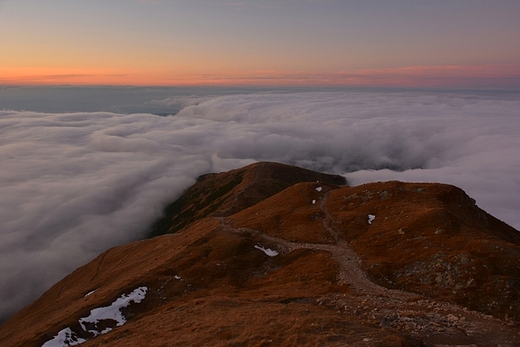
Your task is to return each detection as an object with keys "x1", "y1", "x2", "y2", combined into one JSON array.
[
  {"x1": 312, "y1": 200, "x2": 316, "y2": 204},
  {"x1": 254, "y1": 245, "x2": 279, "y2": 257},
  {"x1": 84, "y1": 289, "x2": 97, "y2": 297},
  {"x1": 315, "y1": 187, "x2": 323, "y2": 192},
  {"x1": 42, "y1": 327, "x2": 86, "y2": 347},
  {"x1": 79, "y1": 287, "x2": 147, "y2": 336},
  {"x1": 42, "y1": 287, "x2": 148, "y2": 346},
  {"x1": 368, "y1": 214, "x2": 376, "y2": 225}
]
